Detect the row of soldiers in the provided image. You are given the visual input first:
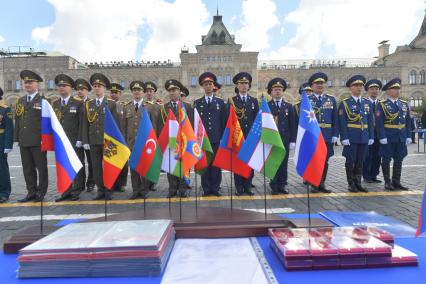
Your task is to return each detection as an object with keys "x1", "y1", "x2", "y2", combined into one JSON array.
[{"x1": 0, "y1": 69, "x2": 412, "y2": 203}]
